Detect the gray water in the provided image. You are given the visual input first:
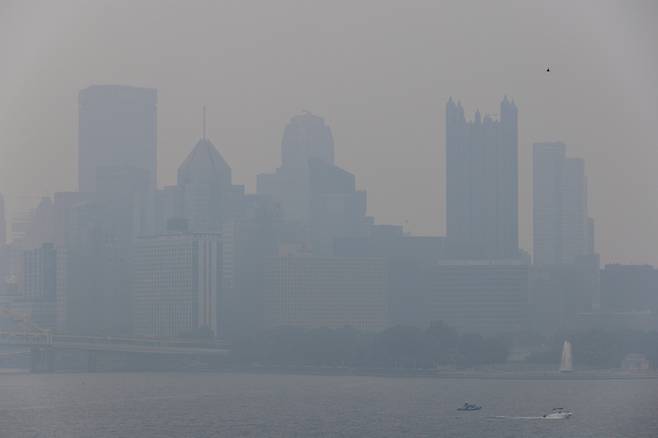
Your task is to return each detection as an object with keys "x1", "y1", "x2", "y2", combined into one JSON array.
[{"x1": 0, "y1": 372, "x2": 656, "y2": 437}]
